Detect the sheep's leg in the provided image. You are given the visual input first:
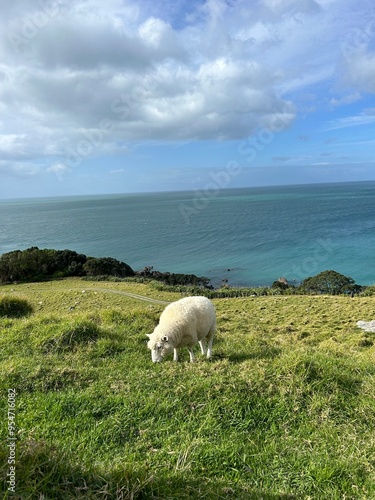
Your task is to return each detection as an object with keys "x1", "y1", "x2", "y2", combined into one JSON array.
[
  {"x1": 188, "y1": 347, "x2": 195, "y2": 363},
  {"x1": 206, "y1": 337, "x2": 213, "y2": 358},
  {"x1": 206, "y1": 325, "x2": 215, "y2": 359},
  {"x1": 199, "y1": 340, "x2": 206, "y2": 355},
  {"x1": 173, "y1": 348, "x2": 178, "y2": 362}
]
